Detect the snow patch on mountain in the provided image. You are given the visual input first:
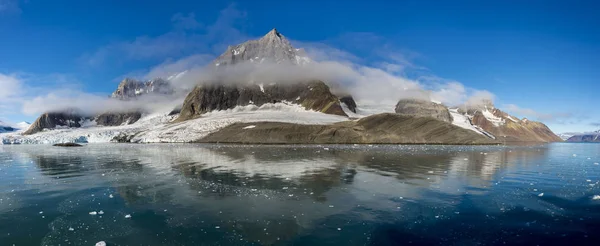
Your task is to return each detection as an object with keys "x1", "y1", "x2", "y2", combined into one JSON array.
[
  {"x1": 482, "y1": 106, "x2": 505, "y2": 127},
  {"x1": 449, "y1": 108, "x2": 495, "y2": 139}
]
